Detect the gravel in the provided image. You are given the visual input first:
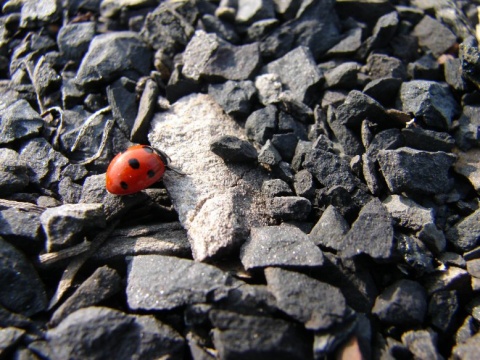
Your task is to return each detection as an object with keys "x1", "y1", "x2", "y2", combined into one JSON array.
[{"x1": 0, "y1": 0, "x2": 479, "y2": 358}]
